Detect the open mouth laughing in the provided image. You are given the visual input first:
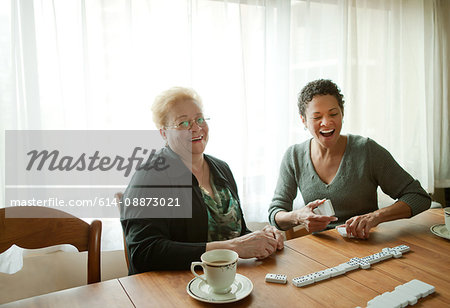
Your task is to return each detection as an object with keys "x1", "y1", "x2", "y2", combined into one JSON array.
[
  {"x1": 191, "y1": 135, "x2": 203, "y2": 142},
  {"x1": 320, "y1": 129, "x2": 335, "y2": 137}
]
